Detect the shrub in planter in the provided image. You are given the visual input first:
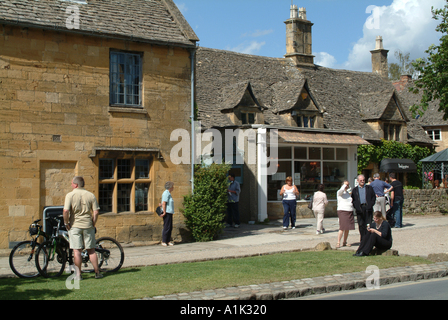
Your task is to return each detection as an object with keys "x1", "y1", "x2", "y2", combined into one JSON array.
[{"x1": 182, "y1": 163, "x2": 231, "y2": 242}]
